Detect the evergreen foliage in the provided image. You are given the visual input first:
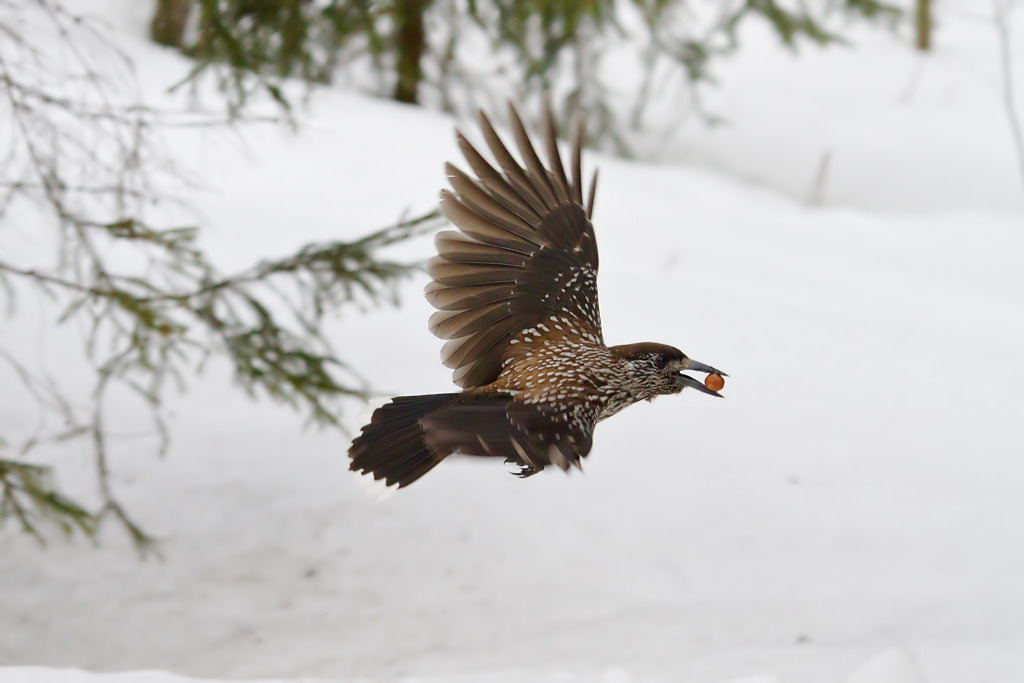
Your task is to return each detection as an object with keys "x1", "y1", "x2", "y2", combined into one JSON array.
[
  {"x1": 0, "y1": 0, "x2": 441, "y2": 547},
  {"x1": 161, "y1": 0, "x2": 901, "y2": 142}
]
